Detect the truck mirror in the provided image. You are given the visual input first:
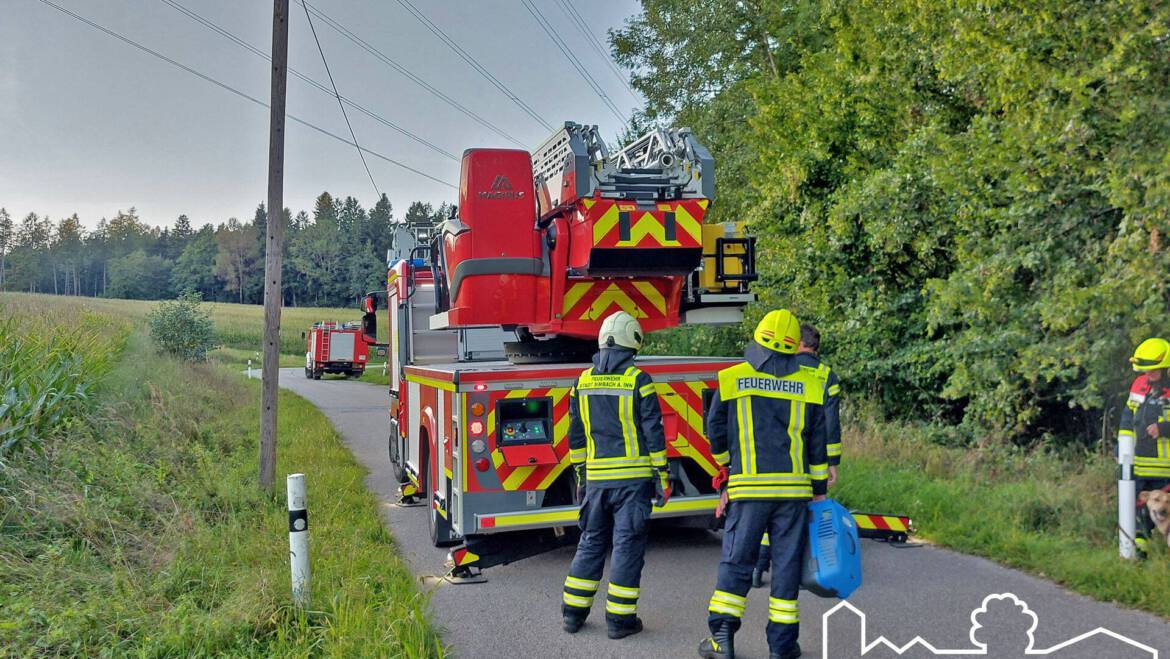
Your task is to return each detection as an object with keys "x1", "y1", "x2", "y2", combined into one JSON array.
[
  {"x1": 448, "y1": 205, "x2": 458, "y2": 220},
  {"x1": 300, "y1": 331, "x2": 306, "y2": 340},
  {"x1": 361, "y1": 311, "x2": 377, "y2": 344},
  {"x1": 363, "y1": 294, "x2": 378, "y2": 314}
]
